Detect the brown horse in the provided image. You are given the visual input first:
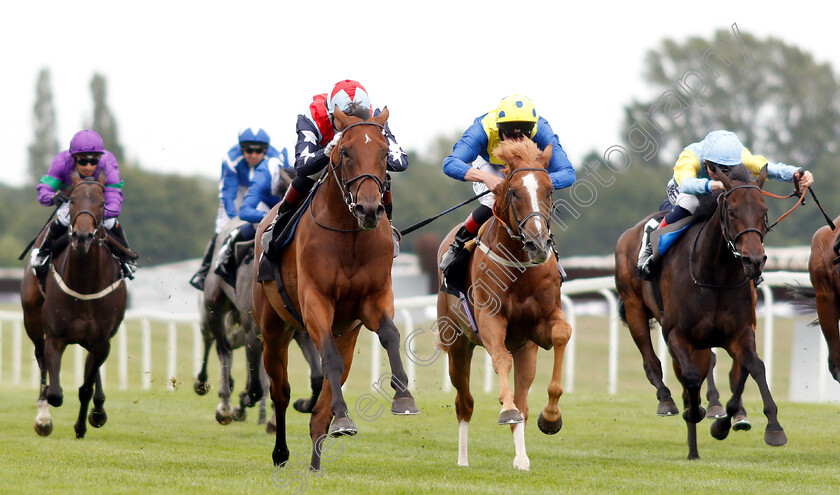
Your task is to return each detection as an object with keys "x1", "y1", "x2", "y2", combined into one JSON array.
[
  {"x1": 20, "y1": 171, "x2": 127, "y2": 438},
  {"x1": 794, "y1": 217, "x2": 840, "y2": 383},
  {"x1": 253, "y1": 105, "x2": 418, "y2": 470},
  {"x1": 615, "y1": 164, "x2": 786, "y2": 459},
  {"x1": 436, "y1": 140, "x2": 572, "y2": 471}
]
